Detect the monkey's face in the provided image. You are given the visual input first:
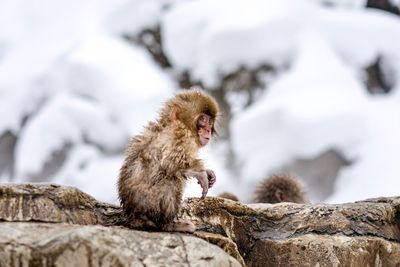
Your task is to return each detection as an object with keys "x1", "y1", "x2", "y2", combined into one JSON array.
[{"x1": 196, "y1": 113, "x2": 214, "y2": 147}]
